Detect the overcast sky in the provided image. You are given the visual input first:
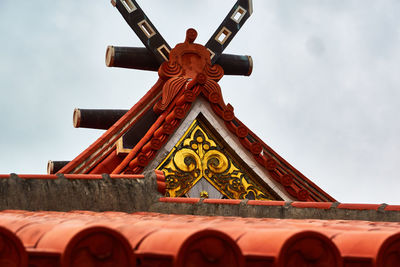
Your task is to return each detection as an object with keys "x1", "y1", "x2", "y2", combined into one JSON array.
[{"x1": 1, "y1": 0, "x2": 399, "y2": 204}]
